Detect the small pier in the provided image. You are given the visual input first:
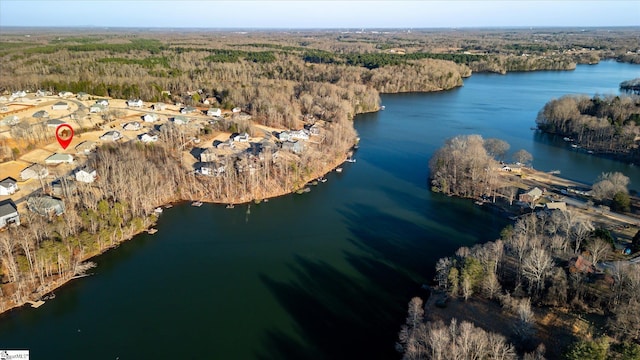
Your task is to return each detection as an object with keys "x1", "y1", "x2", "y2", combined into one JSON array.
[
  {"x1": 147, "y1": 228, "x2": 158, "y2": 235},
  {"x1": 27, "y1": 300, "x2": 45, "y2": 308}
]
